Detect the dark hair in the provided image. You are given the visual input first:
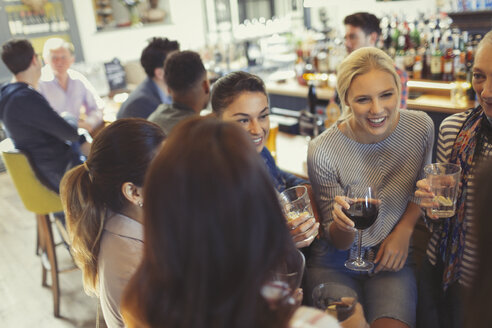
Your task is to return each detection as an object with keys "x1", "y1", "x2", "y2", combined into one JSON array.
[
  {"x1": 60, "y1": 118, "x2": 165, "y2": 295},
  {"x1": 140, "y1": 37, "x2": 180, "y2": 78},
  {"x1": 1, "y1": 39, "x2": 35, "y2": 74},
  {"x1": 211, "y1": 71, "x2": 268, "y2": 117},
  {"x1": 466, "y1": 157, "x2": 492, "y2": 328},
  {"x1": 343, "y1": 12, "x2": 381, "y2": 37},
  {"x1": 122, "y1": 116, "x2": 297, "y2": 328},
  {"x1": 164, "y1": 50, "x2": 205, "y2": 94}
]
